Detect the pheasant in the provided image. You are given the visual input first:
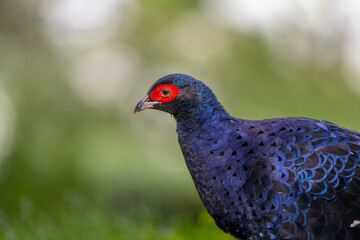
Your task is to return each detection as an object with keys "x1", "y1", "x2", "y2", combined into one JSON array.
[{"x1": 134, "y1": 73, "x2": 360, "y2": 240}]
